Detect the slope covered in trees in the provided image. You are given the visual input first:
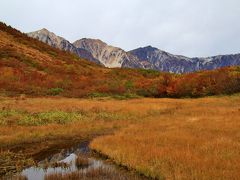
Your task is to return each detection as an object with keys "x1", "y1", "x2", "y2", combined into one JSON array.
[{"x1": 0, "y1": 22, "x2": 240, "y2": 98}]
